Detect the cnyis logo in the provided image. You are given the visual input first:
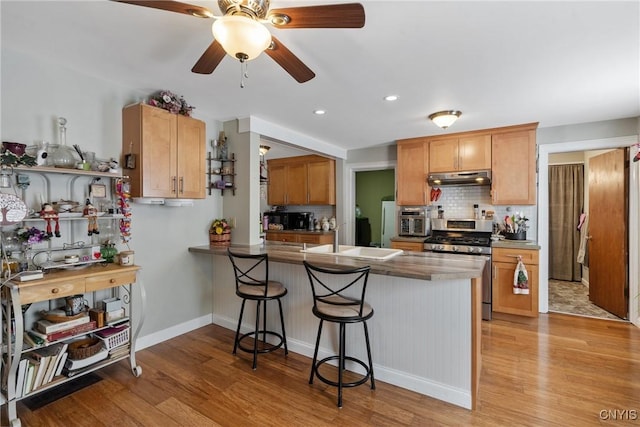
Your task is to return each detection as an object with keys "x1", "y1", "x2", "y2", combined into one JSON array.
[{"x1": 599, "y1": 409, "x2": 638, "y2": 421}]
